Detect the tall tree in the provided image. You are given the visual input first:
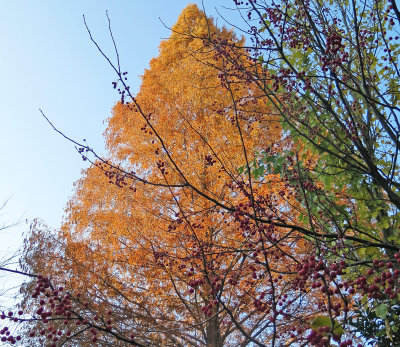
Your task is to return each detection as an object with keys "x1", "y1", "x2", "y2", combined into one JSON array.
[
  {"x1": 203, "y1": 0, "x2": 400, "y2": 345},
  {"x1": 18, "y1": 5, "x2": 310, "y2": 346}
]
